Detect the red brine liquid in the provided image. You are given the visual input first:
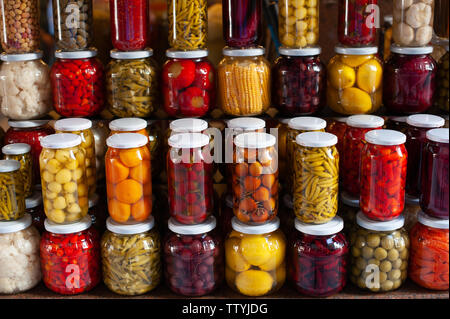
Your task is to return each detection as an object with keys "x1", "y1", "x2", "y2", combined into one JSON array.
[
  {"x1": 338, "y1": 0, "x2": 378, "y2": 46},
  {"x1": 222, "y1": 0, "x2": 261, "y2": 47}
]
